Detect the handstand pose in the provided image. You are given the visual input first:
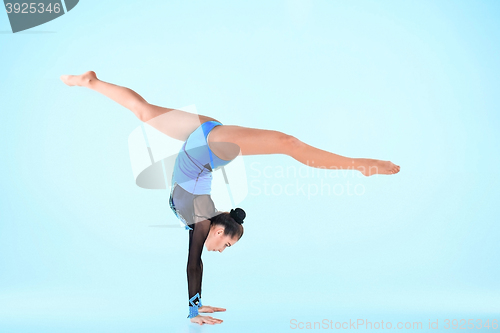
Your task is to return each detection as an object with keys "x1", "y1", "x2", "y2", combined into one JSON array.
[{"x1": 60, "y1": 71, "x2": 400, "y2": 325}]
